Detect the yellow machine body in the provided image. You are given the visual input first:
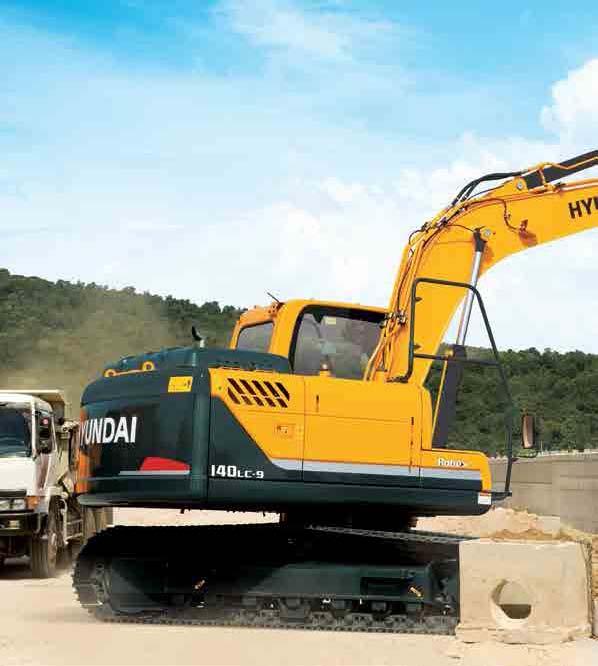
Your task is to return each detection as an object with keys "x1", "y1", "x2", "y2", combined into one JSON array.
[
  {"x1": 226, "y1": 155, "x2": 598, "y2": 509},
  {"x1": 224, "y1": 302, "x2": 492, "y2": 498}
]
